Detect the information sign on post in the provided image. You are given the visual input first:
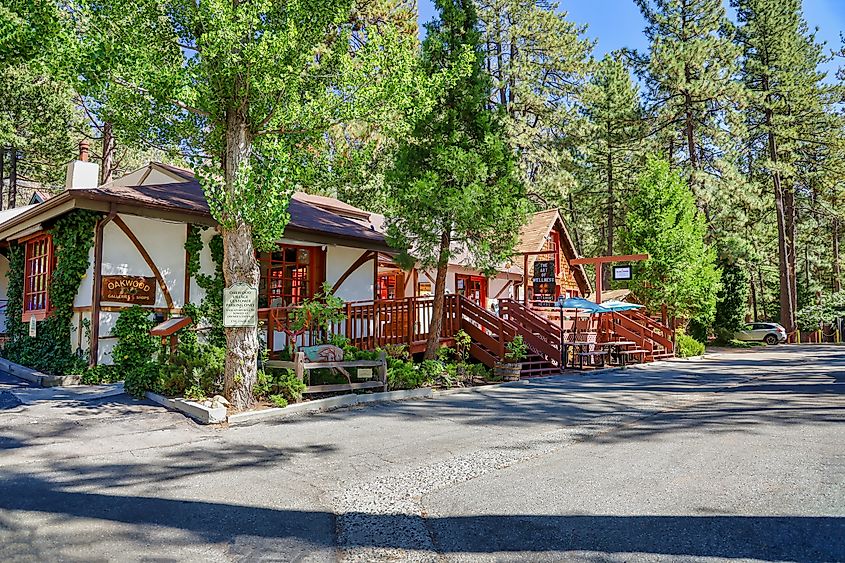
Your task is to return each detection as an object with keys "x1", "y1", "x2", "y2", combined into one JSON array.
[
  {"x1": 28, "y1": 315, "x2": 37, "y2": 338},
  {"x1": 612, "y1": 265, "x2": 632, "y2": 281},
  {"x1": 223, "y1": 283, "x2": 259, "y2": 328}
]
